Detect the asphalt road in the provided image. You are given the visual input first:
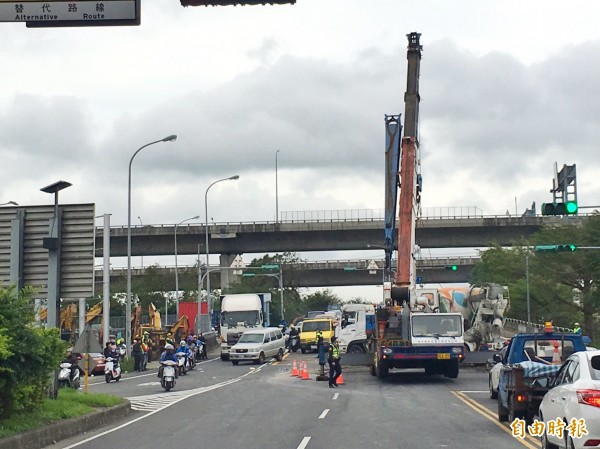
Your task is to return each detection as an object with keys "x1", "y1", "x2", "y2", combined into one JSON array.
[{"x1": 49, "y1": 352, "x2": 541, "y2": 449}]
